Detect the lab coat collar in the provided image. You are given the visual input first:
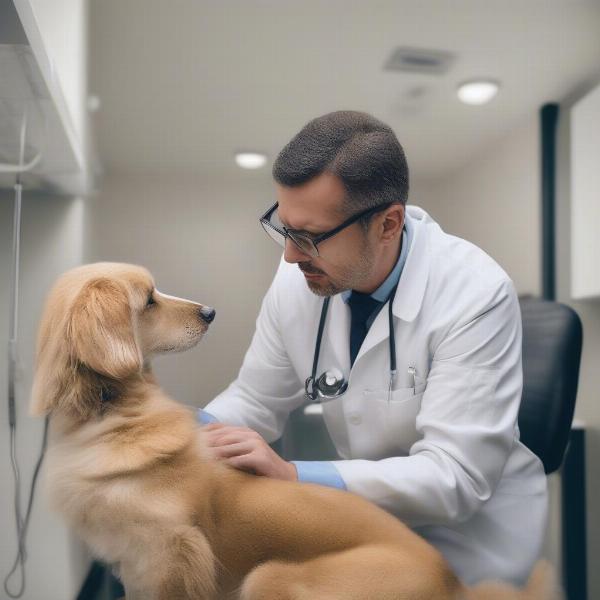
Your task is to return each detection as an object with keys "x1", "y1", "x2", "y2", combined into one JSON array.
[
  {"x1": 390, "y1": 205, "x2": 431, "y2": 322},
  {"x1": 325, "y1": 205, "x2": 432, "y2": 371}
]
